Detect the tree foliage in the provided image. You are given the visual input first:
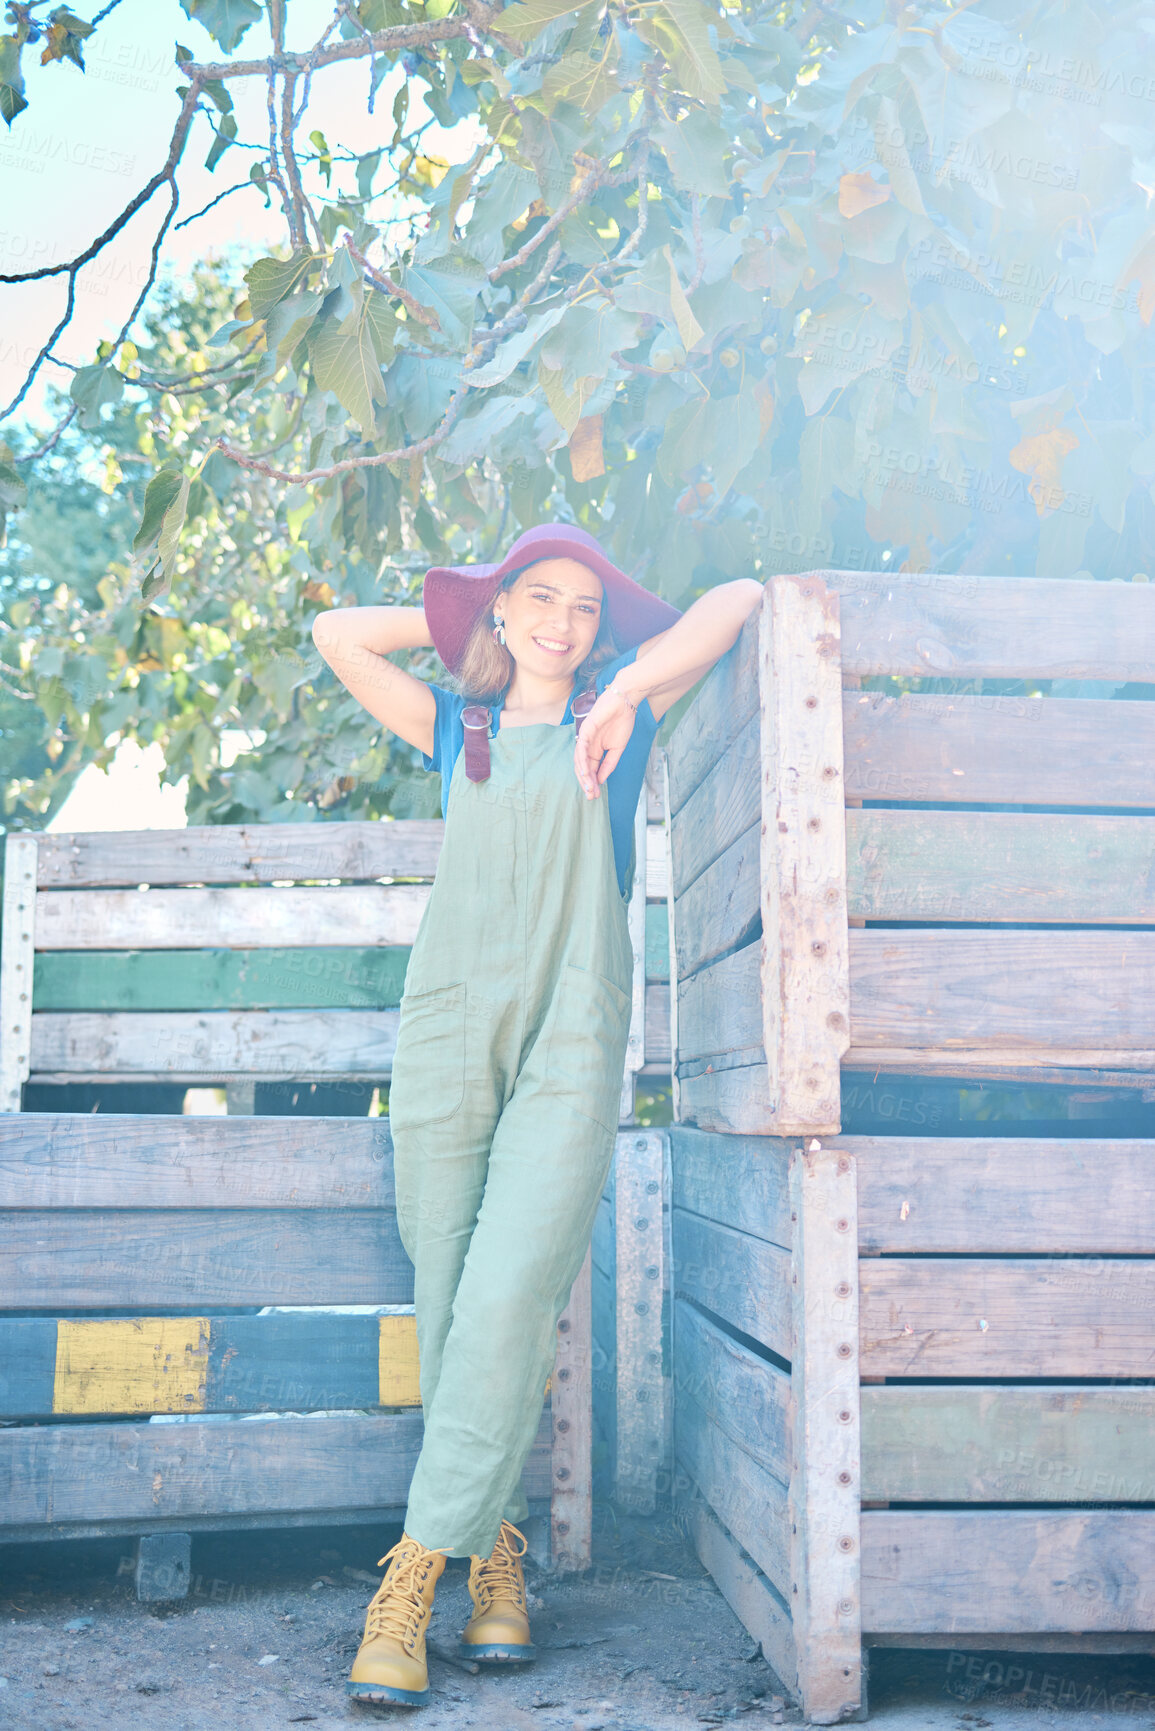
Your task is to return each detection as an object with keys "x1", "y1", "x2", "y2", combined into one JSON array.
[{"x1": 2, "y1": 0, "x2": 1154, "y2": 827}]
